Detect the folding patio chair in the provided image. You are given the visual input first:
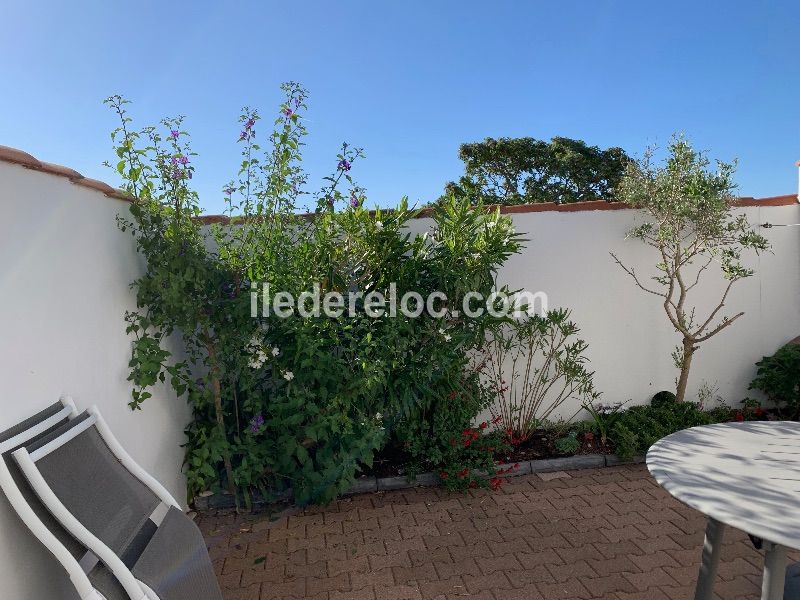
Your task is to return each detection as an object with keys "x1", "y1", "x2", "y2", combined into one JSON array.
[
  {"x1": 1, "y1": 397, "x2": 222, "y2": 600},
  {"x1": 0, "y1": 399, "x2": 127, "y2": 599}
]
